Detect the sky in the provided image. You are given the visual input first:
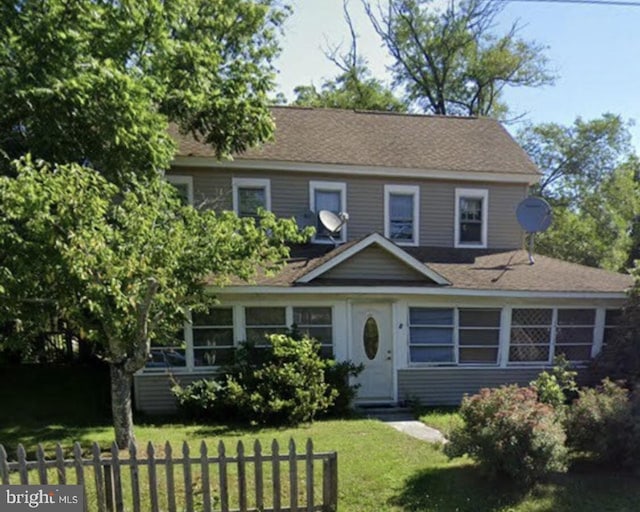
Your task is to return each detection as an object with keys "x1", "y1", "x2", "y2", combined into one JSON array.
[{"x1": 274, "y1": 0, "x2": 640, "y2": 151}]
